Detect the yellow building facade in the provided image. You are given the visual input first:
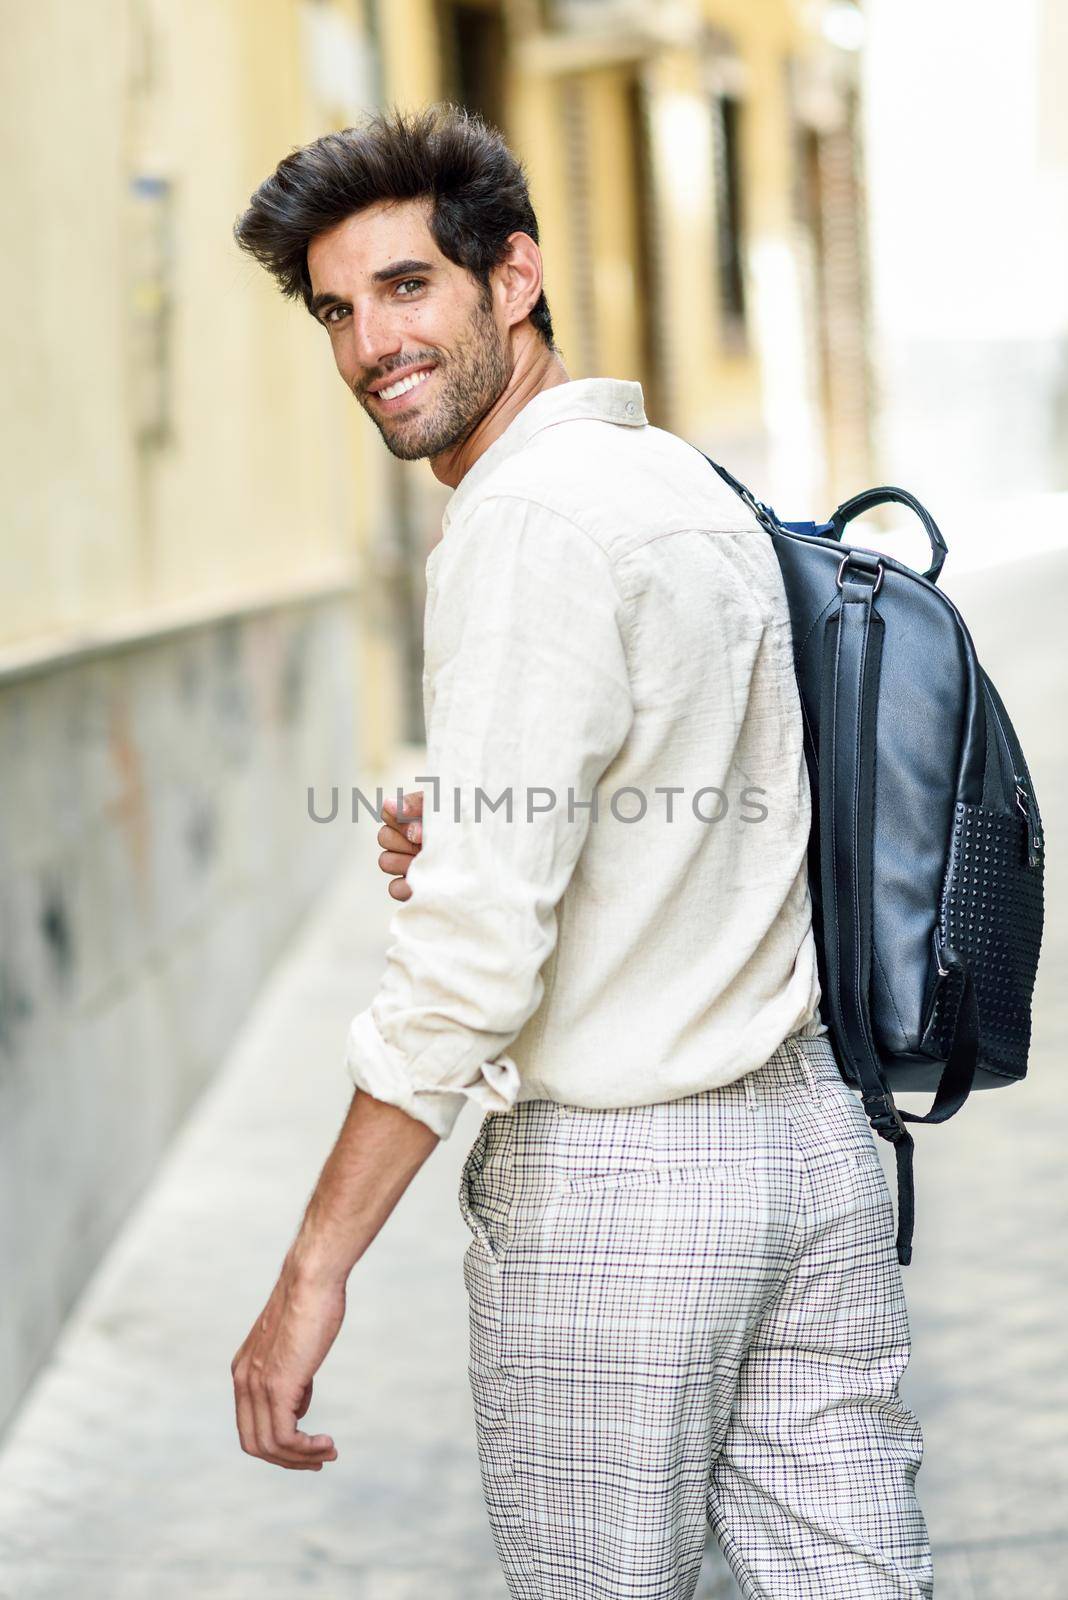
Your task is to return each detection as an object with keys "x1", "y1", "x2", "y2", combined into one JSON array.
[{"x1": 2, "y1": 0, "x2": 870, "y2": 759}]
